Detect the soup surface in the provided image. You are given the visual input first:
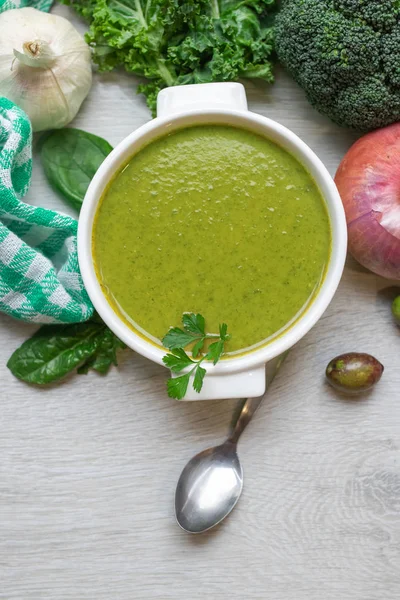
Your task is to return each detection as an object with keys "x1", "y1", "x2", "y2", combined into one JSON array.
[{"x1": 93, "y1": 125, "x2": 331, "y2": 353}]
